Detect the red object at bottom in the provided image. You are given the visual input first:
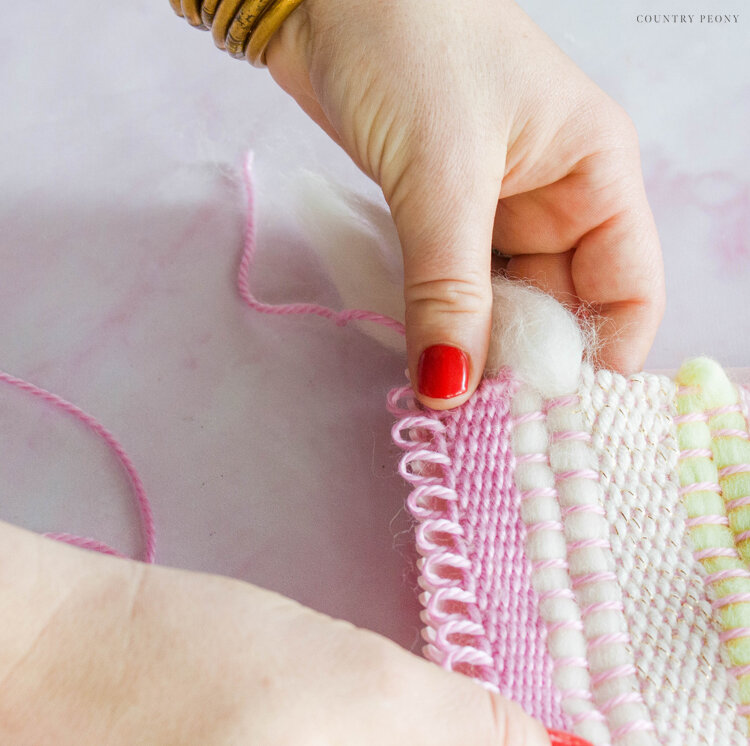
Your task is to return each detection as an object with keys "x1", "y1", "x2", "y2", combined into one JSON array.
[{"x1": 547, "y1": 729, "x2": 594, "y2": 746}]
